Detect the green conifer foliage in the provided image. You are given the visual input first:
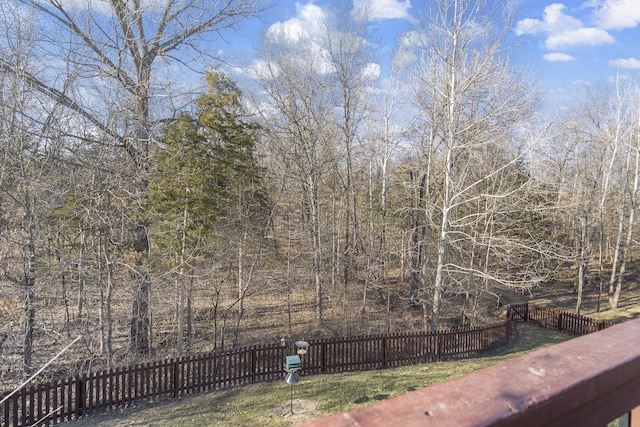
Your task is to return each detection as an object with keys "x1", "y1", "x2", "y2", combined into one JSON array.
[{"x1": 147, "y1": 69, "x2": 268, "y2": 259}]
